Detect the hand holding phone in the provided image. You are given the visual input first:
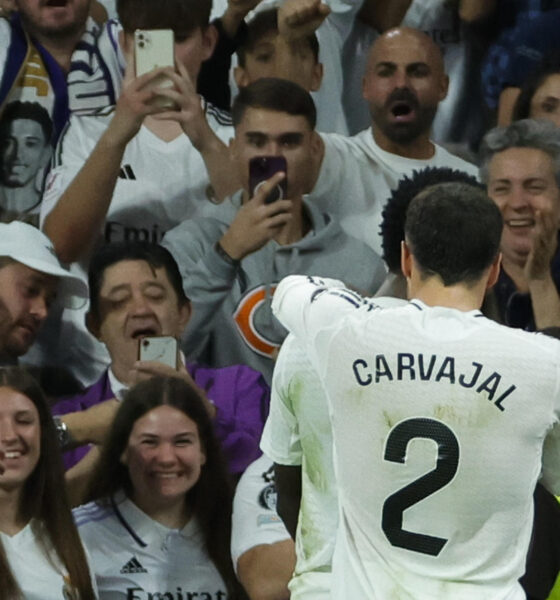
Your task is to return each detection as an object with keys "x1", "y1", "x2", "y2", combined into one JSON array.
[{"x1": 249, "y1": 156, "x2": 288, "y2": 204}]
